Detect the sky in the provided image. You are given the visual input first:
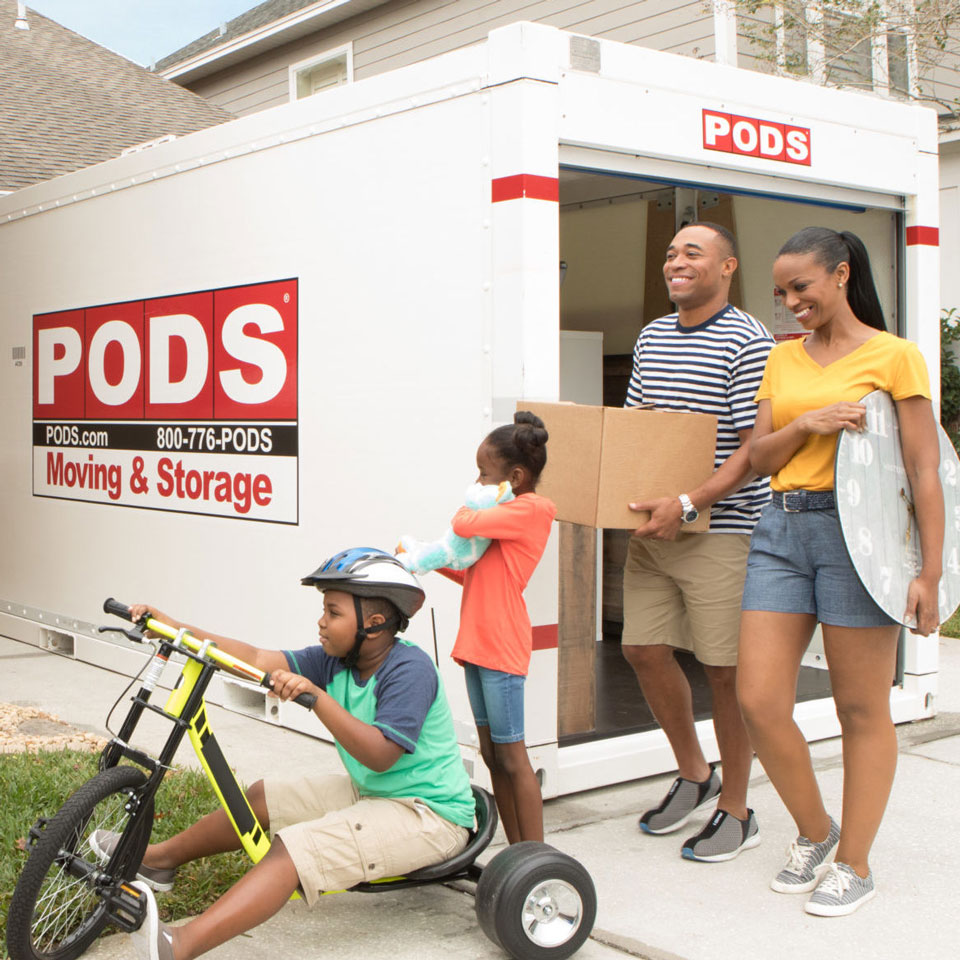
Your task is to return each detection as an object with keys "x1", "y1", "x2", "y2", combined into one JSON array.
[{"x1": 23, "y1": 1, "x2": 262, "y2": 66}]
